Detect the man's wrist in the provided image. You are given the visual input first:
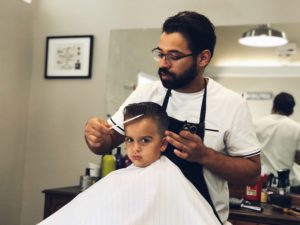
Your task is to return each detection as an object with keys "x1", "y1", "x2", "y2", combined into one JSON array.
[{"x1": 197, "y1": 146, "x2": 213, "y2": 165}]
